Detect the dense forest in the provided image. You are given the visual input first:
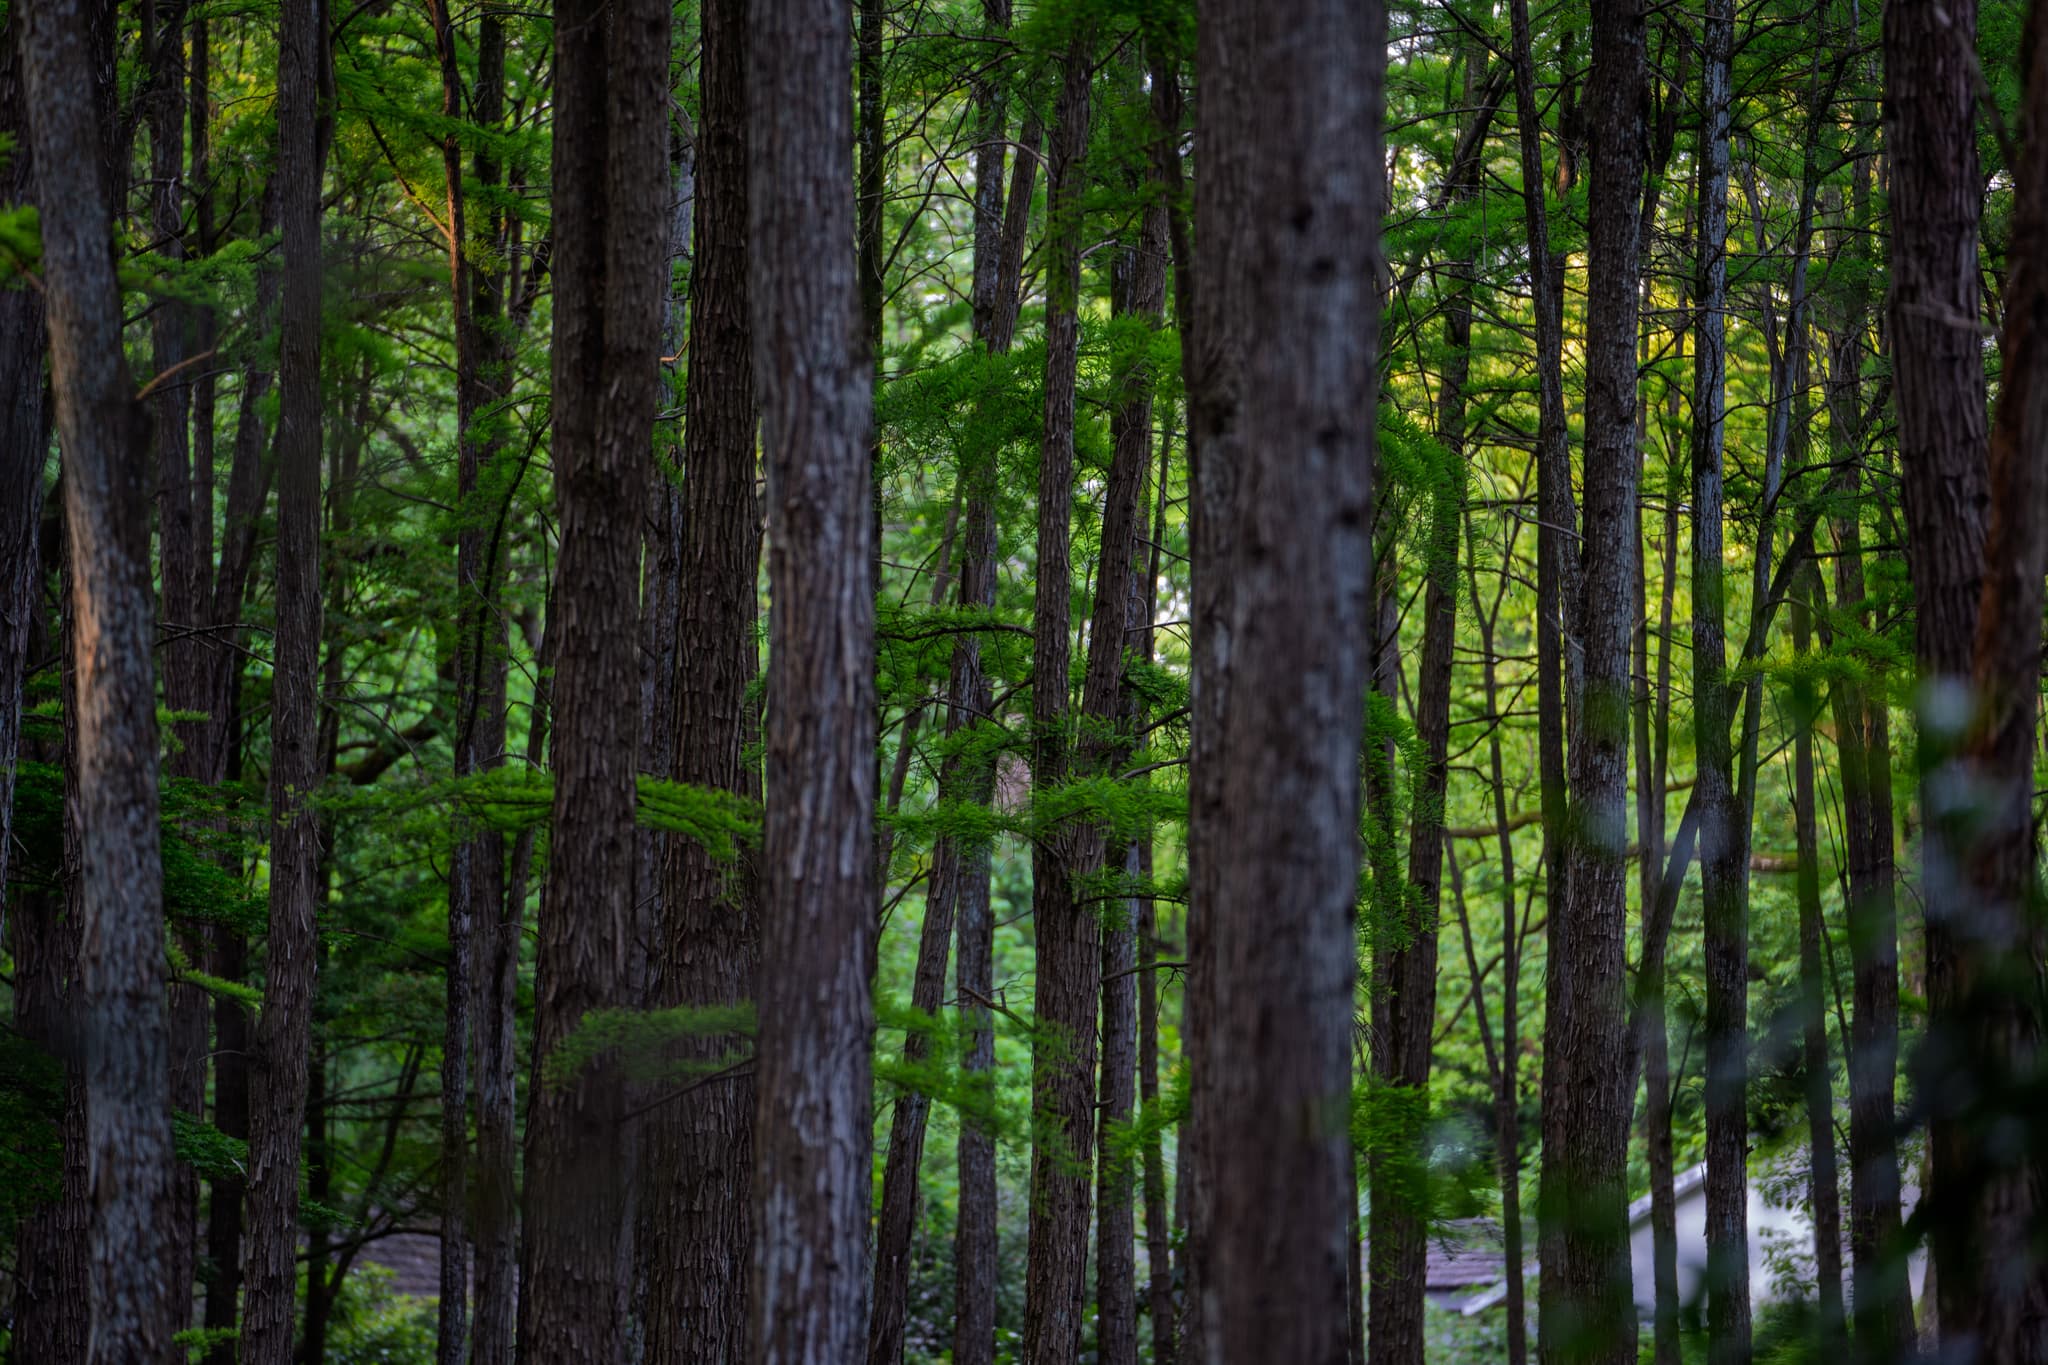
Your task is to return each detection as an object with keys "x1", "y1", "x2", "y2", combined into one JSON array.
[{"x1": 2, "y1": 0, "x2": 2047, "y2": 1360}]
